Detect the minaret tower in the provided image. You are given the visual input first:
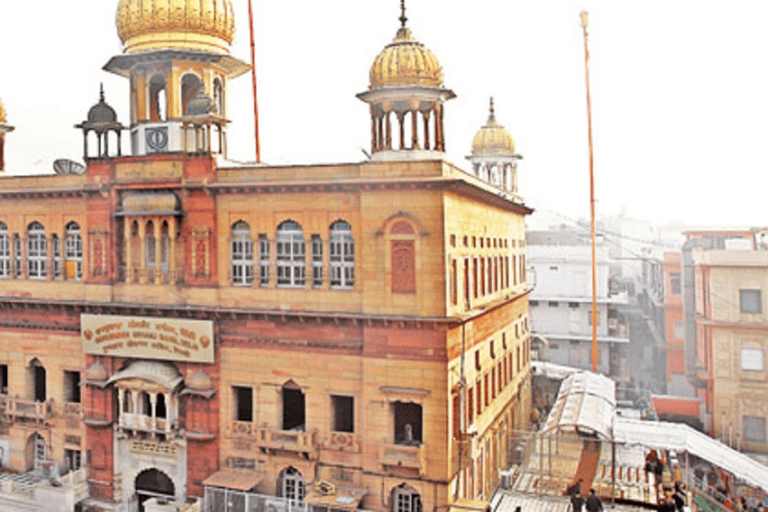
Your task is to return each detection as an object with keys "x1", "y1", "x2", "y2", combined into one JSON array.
[
  {"x1": 0, "y1": 97, "x2": 15, "y2": 172},
  {"x1": 103, "y1": 0, "x2": 250, "y2": 157},
  {"x1": 467, "y1": 98, "x2": 523, "y2": 200},
  {"x1": 357, "y1": 1, "x2": 455, "y2": 161}
]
